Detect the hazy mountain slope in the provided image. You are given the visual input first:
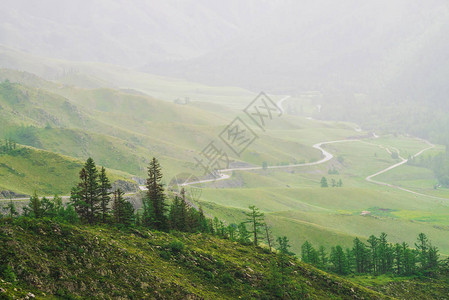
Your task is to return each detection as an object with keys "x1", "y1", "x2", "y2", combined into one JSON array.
[
  {"x1": 0, "y1": 69, "x2": 322, "y2": 180},
  {"x1": 0, "y1": 0, "x2": 272, "y2": 66}
]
